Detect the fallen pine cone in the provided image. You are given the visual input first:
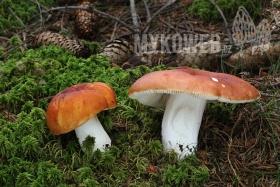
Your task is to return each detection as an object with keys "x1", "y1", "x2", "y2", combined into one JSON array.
[
  {"x1": 33, "y1": 31, "x2": 92, "y2": 58},
  {"x1": 73, "y1": 0, "x2": 98, "y2": 40},
  {"x1": 121, "y1": 40, "x2": 221, "y2": 70},
  {"x1": 98, "y1": 36, "x2": 134, "y2": 64}
]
